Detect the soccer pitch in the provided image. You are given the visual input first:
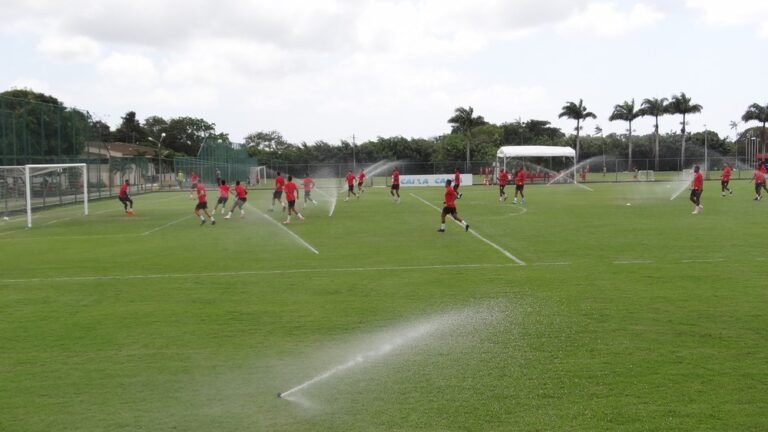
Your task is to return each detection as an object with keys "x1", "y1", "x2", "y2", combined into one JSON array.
[{"x1": 1, "y1": 180, "x2": 767, "y2": 431}]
